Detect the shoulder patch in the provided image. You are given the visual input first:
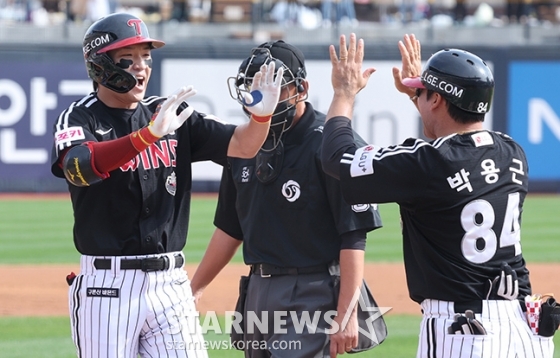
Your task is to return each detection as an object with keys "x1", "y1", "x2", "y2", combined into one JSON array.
[
  {"x1": 471, "y1": 131, "x2": 494, "y2": 147},
  {"x1": 349, "y1": 145, "x2": 379, "y2": 177},
  {"x1": 54, "y1": 126, "x2": 86, "y2": 147}
]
